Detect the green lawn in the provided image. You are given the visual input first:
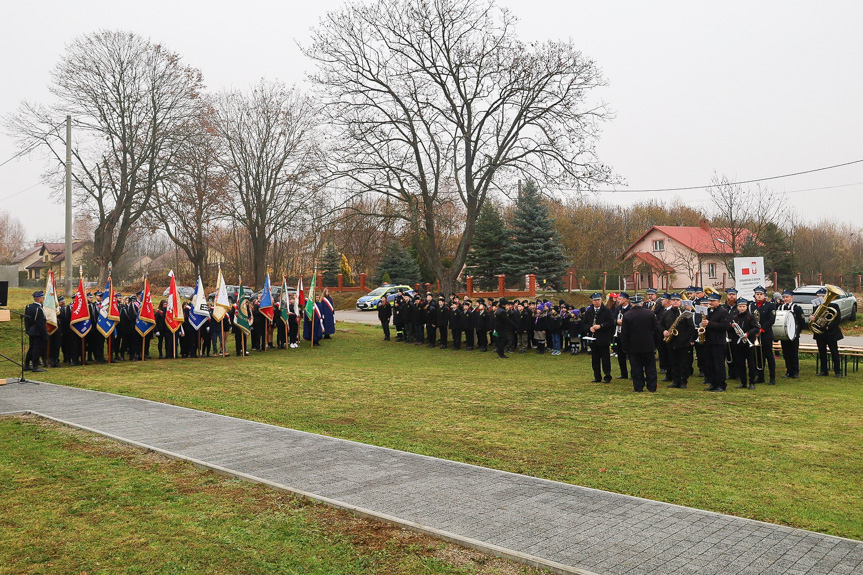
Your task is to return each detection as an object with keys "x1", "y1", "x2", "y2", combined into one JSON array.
[
  {"x1": 2, "y1": 287, "x2": 862, "y2": 542},
  {"x1": 0, "y1": 416, "x2": 541, "y2": 575}
]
